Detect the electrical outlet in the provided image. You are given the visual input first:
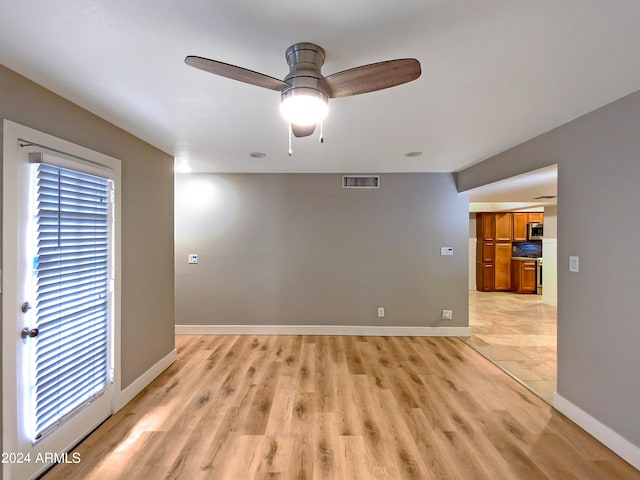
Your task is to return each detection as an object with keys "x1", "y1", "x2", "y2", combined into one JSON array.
[
  {"x1": 377, "y1": 307, "x2": 385, "y2": 318},
  {"x1": 442, "y1": 309, "x2": 453, "y2": 320}
]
